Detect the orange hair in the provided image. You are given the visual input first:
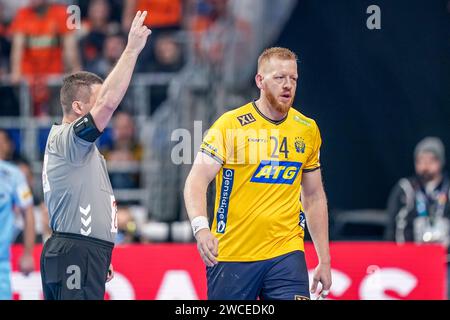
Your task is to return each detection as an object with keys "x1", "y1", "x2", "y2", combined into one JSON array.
[{"x1": 257, "y1": 47, "x2": 298, "y2": 72}]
